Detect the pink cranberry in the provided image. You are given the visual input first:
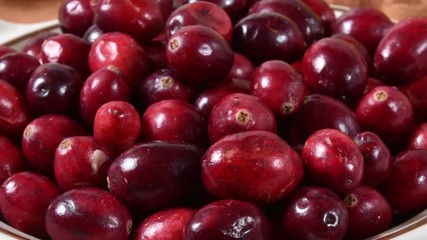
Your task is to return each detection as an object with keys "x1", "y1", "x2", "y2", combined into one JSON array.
[
  {"x1": 58, "y1": 0, "x2": 95, "y2": 37},
  {"x1": 0, "y1": 135, "x2": 24, "y2": 184},
  {"x1": 0, "y1": 52, "x2": 40, "y2": 93}
]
